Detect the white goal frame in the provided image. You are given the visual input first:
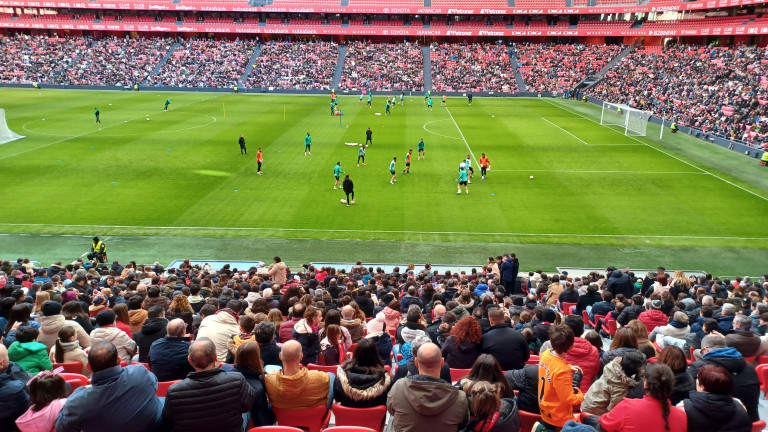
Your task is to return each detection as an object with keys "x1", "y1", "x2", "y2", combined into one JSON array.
[
  {"x1": 600, "y1": 102, "x2": 651, "y2": 137},
  {"x1": 0, "y1": 109, "x2": 24, "y2": 145}
]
